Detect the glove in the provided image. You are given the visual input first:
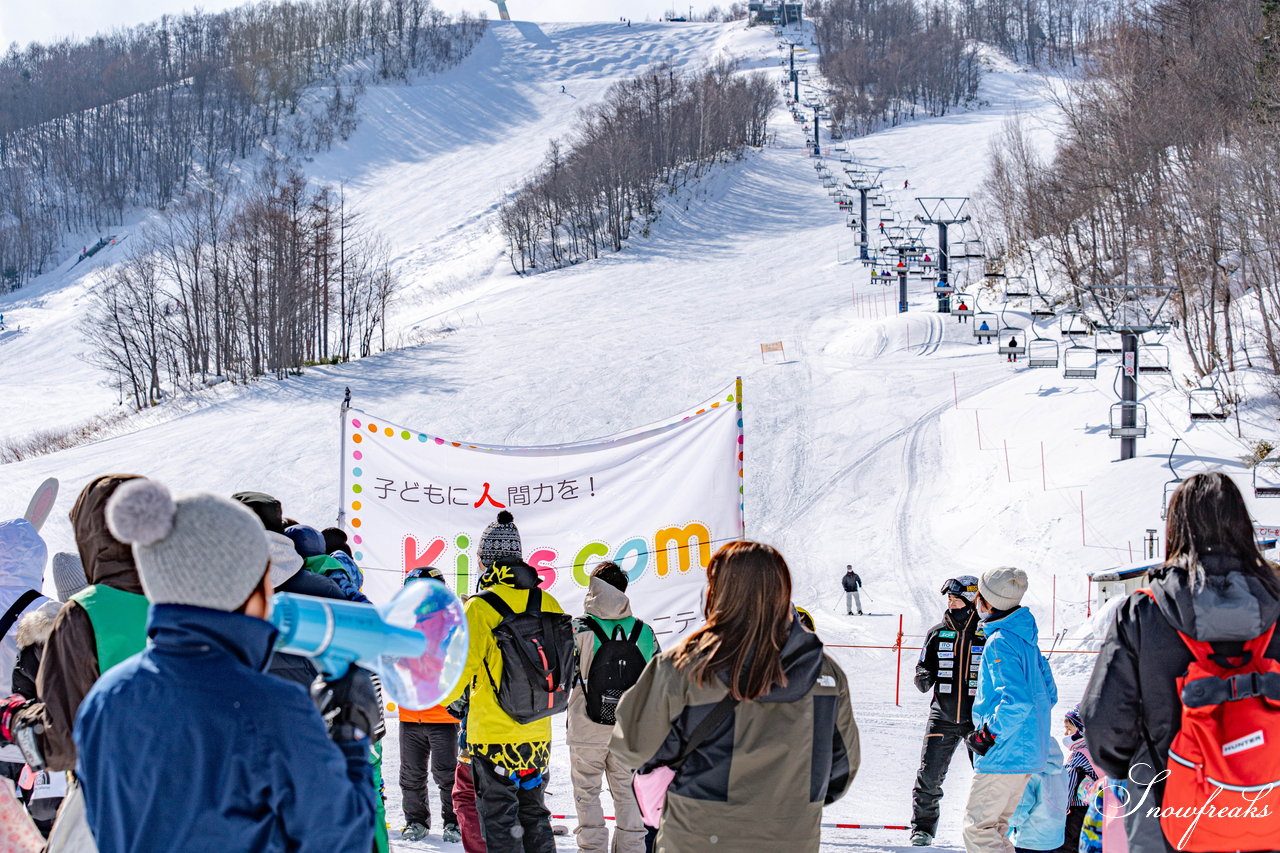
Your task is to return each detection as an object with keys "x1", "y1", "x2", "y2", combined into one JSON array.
[
  {"x1": 966, "y1": 725, "x2": 996, "y2": 756},
  {"x1": 310, "y1": 665, "x2": 379, "y2": 744},
  {"x1": 0, "y1": 694, "x2": 46, "y2": 770},
  {"x1": 0, "y1": 694, "x2": 30, "y2": 745}
]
